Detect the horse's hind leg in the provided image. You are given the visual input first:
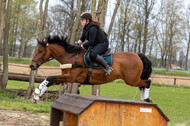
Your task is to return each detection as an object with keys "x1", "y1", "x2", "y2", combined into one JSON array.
[{"x1": 137, "y1": 79, "x2": 152, "y2": 102}]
